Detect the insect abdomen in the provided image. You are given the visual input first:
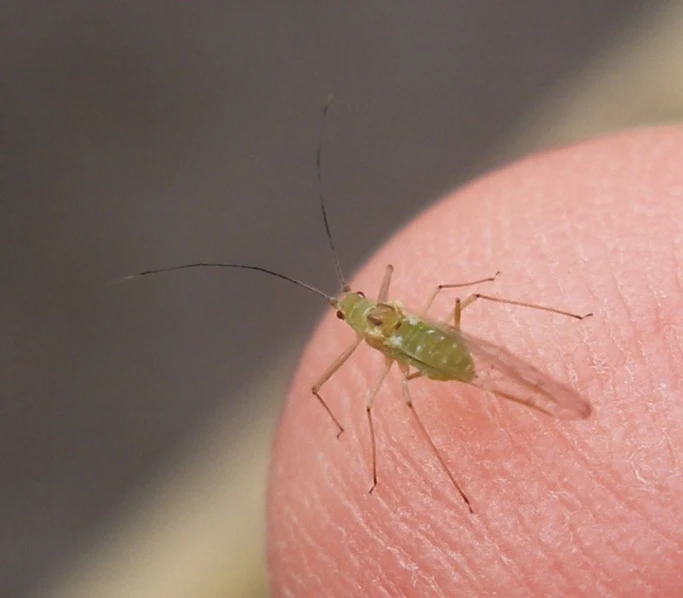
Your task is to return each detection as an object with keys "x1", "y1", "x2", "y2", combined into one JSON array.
[{"x1": 389, "y1": 318, "x2": 476, "y2": 382}]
